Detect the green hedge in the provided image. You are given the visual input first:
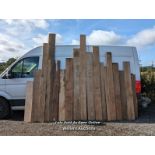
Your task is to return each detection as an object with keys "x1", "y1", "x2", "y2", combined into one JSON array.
[{"x1": 141, "y1": 67, "x2": 155, "y2": 102}]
